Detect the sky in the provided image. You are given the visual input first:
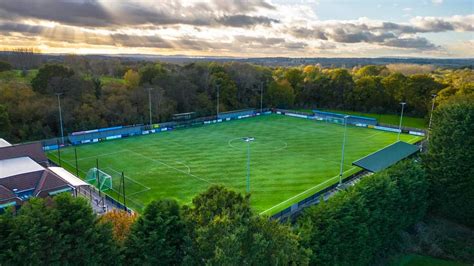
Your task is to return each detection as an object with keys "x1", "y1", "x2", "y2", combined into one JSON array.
[{"x1": 0, "y1": 0, "x2": 472, "y2": 58}]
